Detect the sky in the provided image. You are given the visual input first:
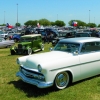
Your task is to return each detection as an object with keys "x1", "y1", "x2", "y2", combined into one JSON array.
[{"x1": 0, "y1": 0, "x2": 100, "y2": 26}]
